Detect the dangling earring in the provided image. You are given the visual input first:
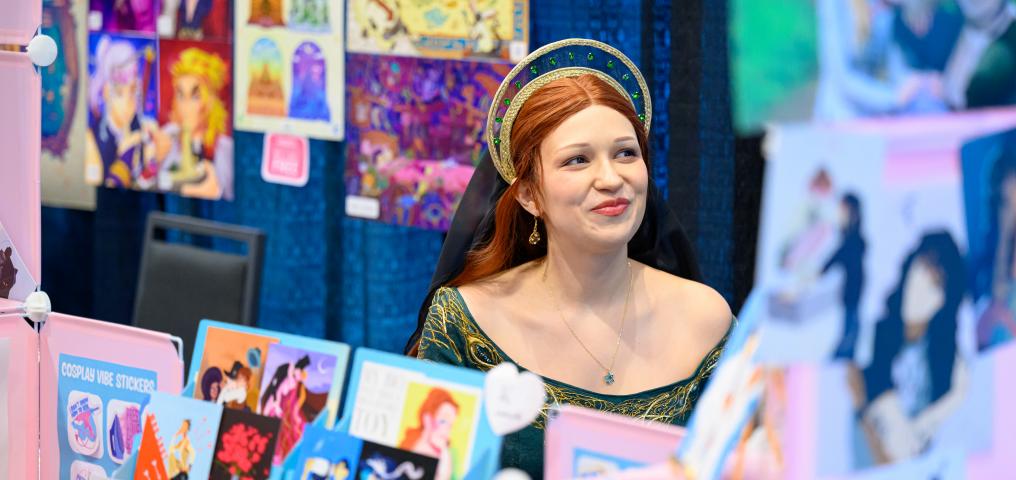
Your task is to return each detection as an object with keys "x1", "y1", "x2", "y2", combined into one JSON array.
[{"x1": 529, "y1": 217, "x2": 541, "y2": 245}]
